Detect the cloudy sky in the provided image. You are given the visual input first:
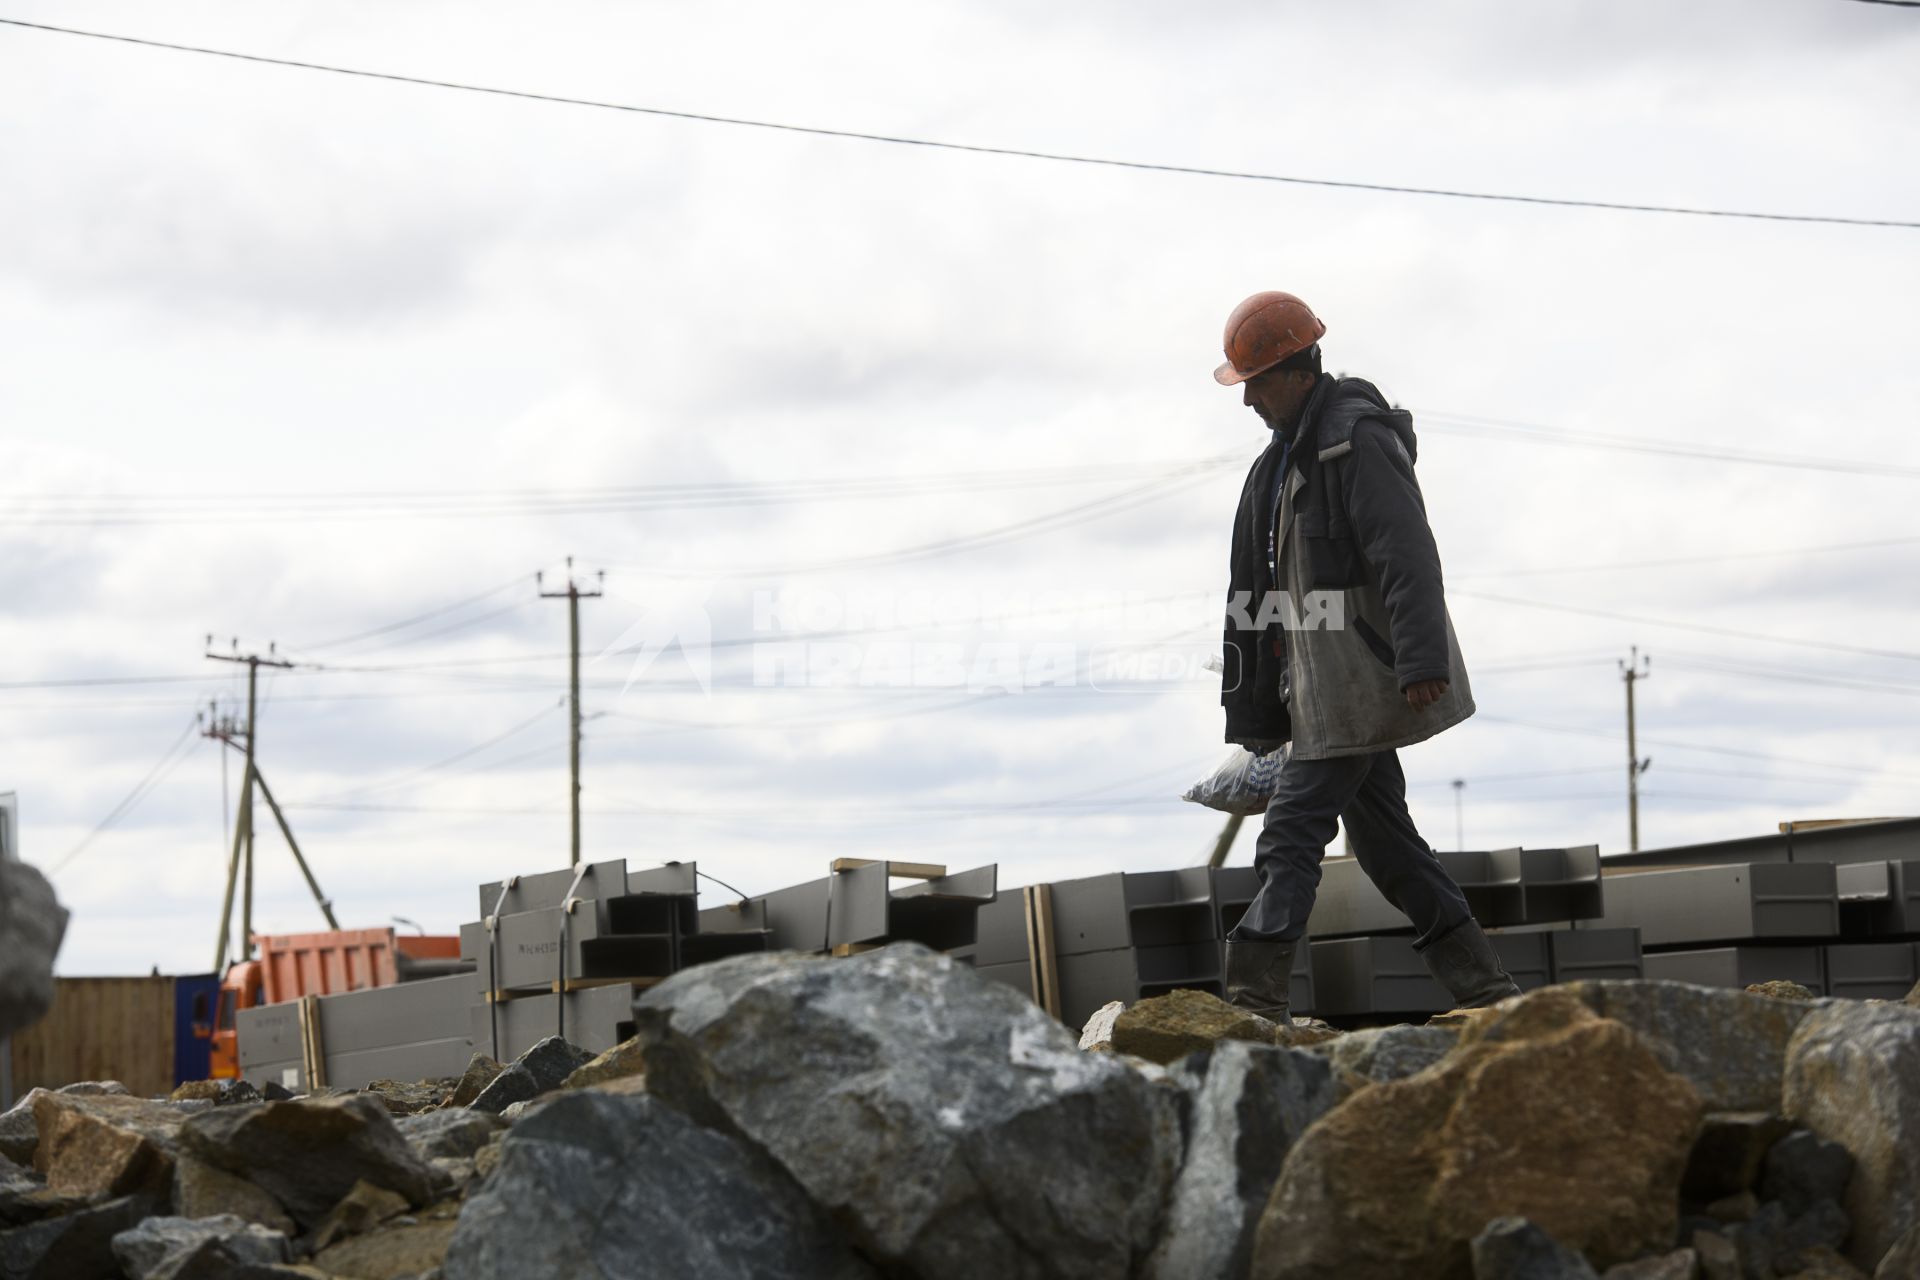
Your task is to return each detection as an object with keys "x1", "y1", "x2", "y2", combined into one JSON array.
[{"x1": 3, "y1": 0, "x2": 1916, "y2": 975}]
